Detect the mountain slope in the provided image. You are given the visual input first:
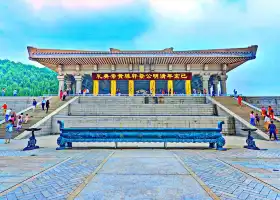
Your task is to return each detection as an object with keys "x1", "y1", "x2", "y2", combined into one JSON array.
[{"x1": 0, "y1": 59, "x2": 58, "y2": 96}]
